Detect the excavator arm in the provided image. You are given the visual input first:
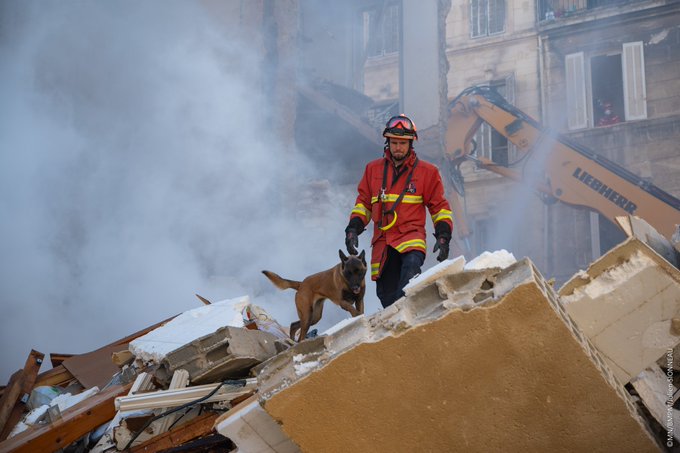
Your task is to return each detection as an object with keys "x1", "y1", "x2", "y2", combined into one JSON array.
[{"x1": 444, "y1": 86, "x2": 680, "y2": 241}]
